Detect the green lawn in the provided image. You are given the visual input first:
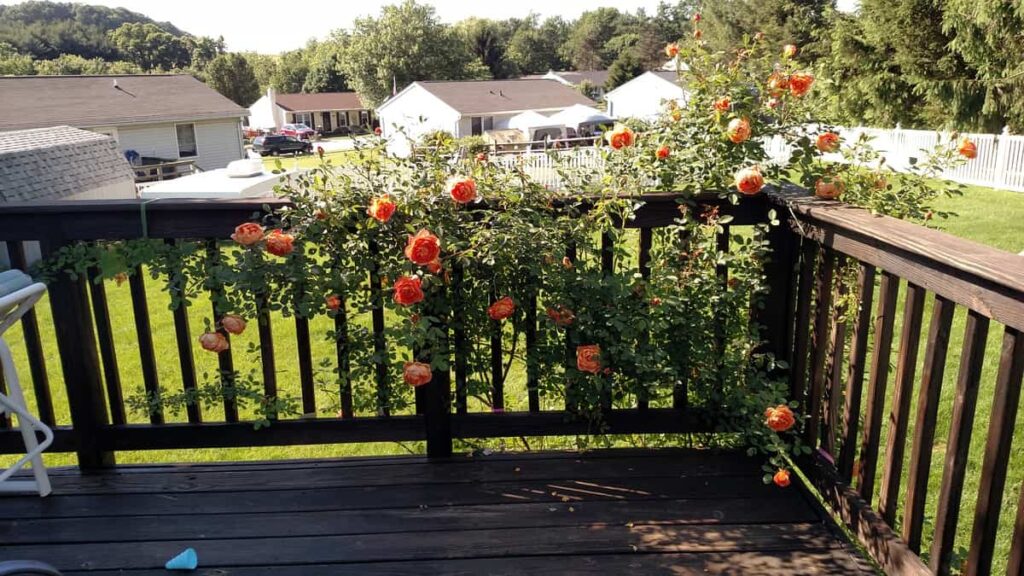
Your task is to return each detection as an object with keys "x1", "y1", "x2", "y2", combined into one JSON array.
[
  {"x1": 2, "y1": 181, "x2": 1023, "y2": 573},
  {"x1": 260, "y1": 149, "x2": 360, "y2": 171}
]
